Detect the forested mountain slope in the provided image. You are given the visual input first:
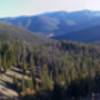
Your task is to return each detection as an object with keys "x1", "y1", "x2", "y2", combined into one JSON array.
[{"x1": 0, "y1": 23, "x2": 100, "y2": 99}]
